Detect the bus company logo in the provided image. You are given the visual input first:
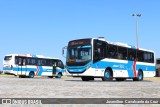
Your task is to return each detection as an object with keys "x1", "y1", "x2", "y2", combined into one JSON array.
[
  {"x1": 113, "y1": 64, "x2": 124, "y2": 69},
  {"x1": 1, "y1": 99, "x2": 42, "y2": 105}
]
